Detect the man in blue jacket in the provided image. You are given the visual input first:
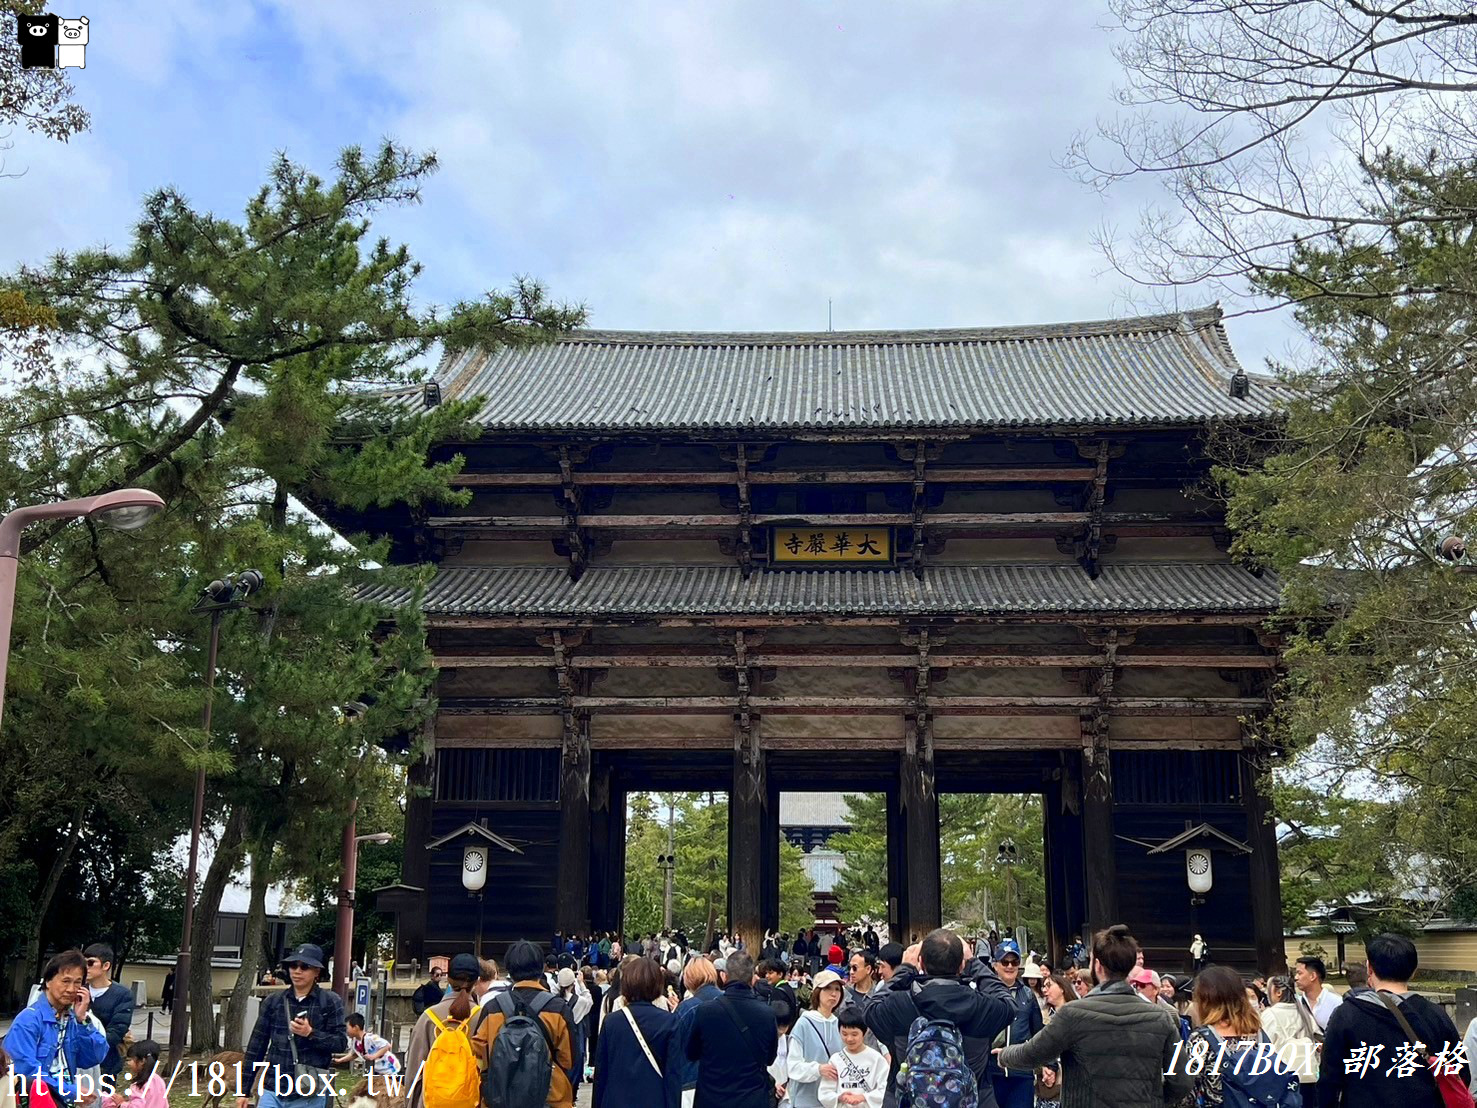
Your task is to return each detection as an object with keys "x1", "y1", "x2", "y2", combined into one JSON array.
[
  {"x1": 864, "y1": 929, "x2": 1015, "y2": 1108},
  {"x1": 83, "y1": 944, "x2": 135, "y2": 1081},
  {"x1": 985, "y1": 948, "x2": 1042, "y2": 1108},
  {"x1": 3, "y1": 950, "x2": 111, "y2": 1104}
]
